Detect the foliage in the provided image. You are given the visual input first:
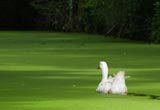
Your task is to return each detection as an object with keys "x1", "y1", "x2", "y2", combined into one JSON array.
[
  {"x1": 31, "y1": 0, "x2": 70, "y2": 31},
  {"x1": 30, "y1": 0, "x2": 157, "y2": 42},
  {"x1": 152, "y1": 1, "x2": 160, "y2": 43},
  {"x1": 126, "y1": 0, "x2": 155, "y2": 41},
  {"x1": 0, "y1": 0, "x2": 160, "y2": 42}
]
